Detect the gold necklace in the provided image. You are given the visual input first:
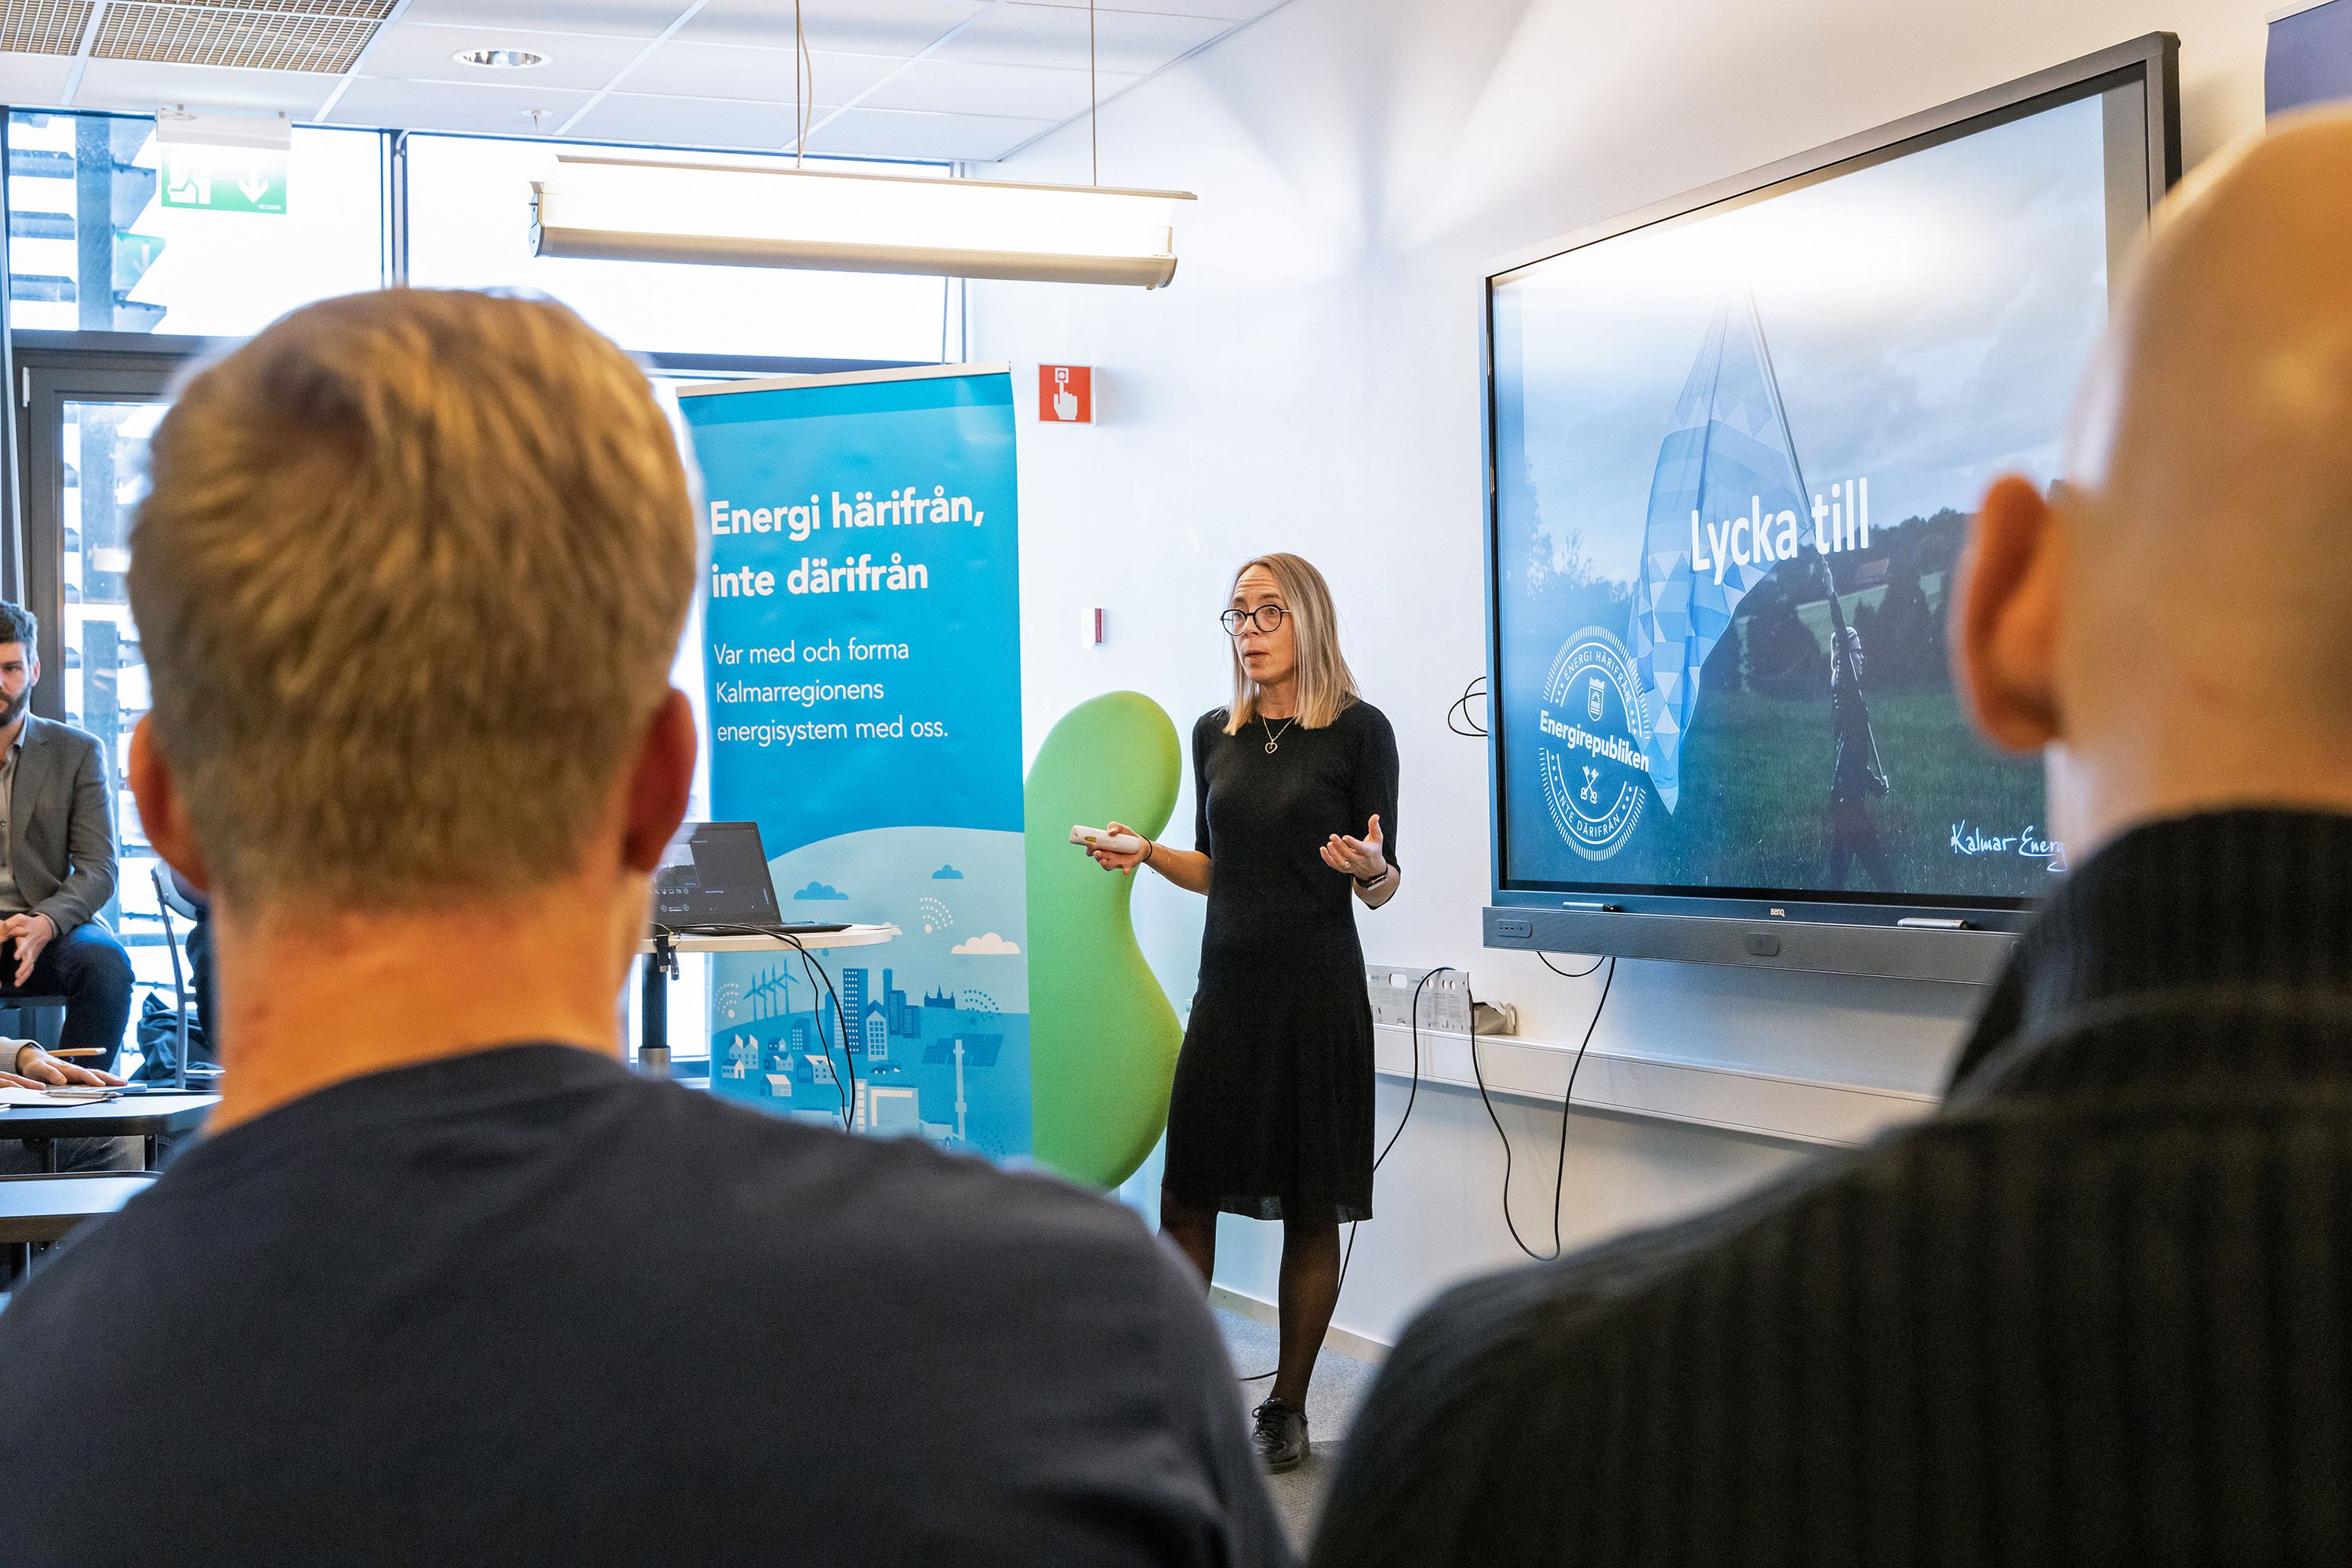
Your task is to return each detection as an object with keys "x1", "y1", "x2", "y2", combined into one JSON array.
[{"x1": 1261, "y1": 714, "x2": 1295, "y2": 753}]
